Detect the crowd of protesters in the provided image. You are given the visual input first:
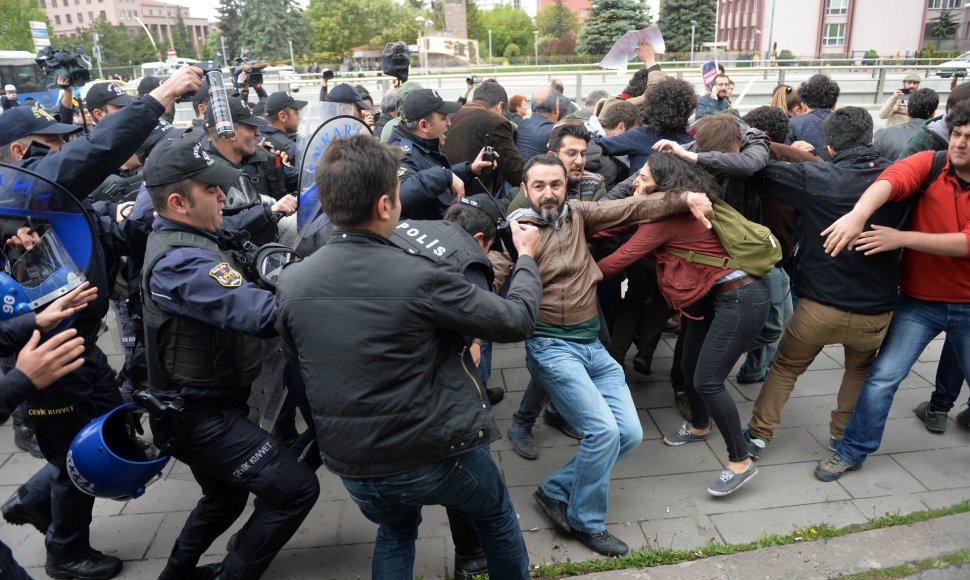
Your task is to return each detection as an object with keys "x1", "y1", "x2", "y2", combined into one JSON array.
[{"x1": 0, "y1": 40, "x2": 966, "y2": 580}]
